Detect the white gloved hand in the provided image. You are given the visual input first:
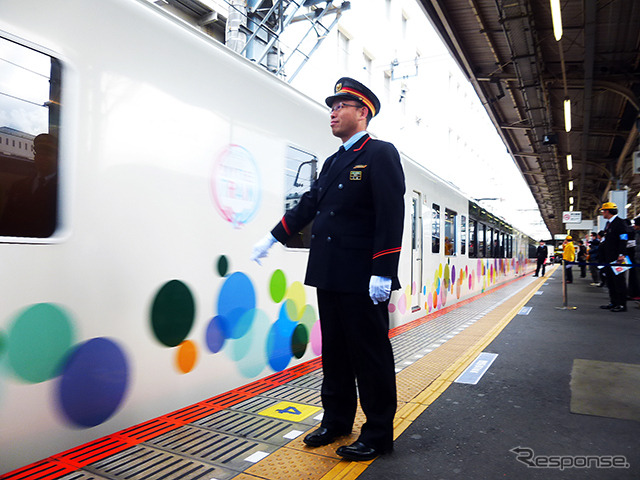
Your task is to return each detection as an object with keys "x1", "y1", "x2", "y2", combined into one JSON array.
[
  {"x1": 369, "y1": 275, "x2": 392, "y2": 305},
  {"x1": 251, "y1": 233, "x2": 277, "y2": 265}
]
